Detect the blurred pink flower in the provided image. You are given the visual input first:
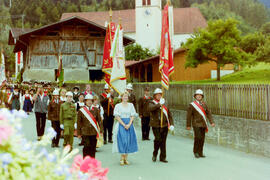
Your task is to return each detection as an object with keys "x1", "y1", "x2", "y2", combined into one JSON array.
[
  {"x1": 0, "y1": 125, "x2": 12, "y2": 144},
  {"x1": 71, "y1": 155, "x2": 109, "y2": 180}
]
